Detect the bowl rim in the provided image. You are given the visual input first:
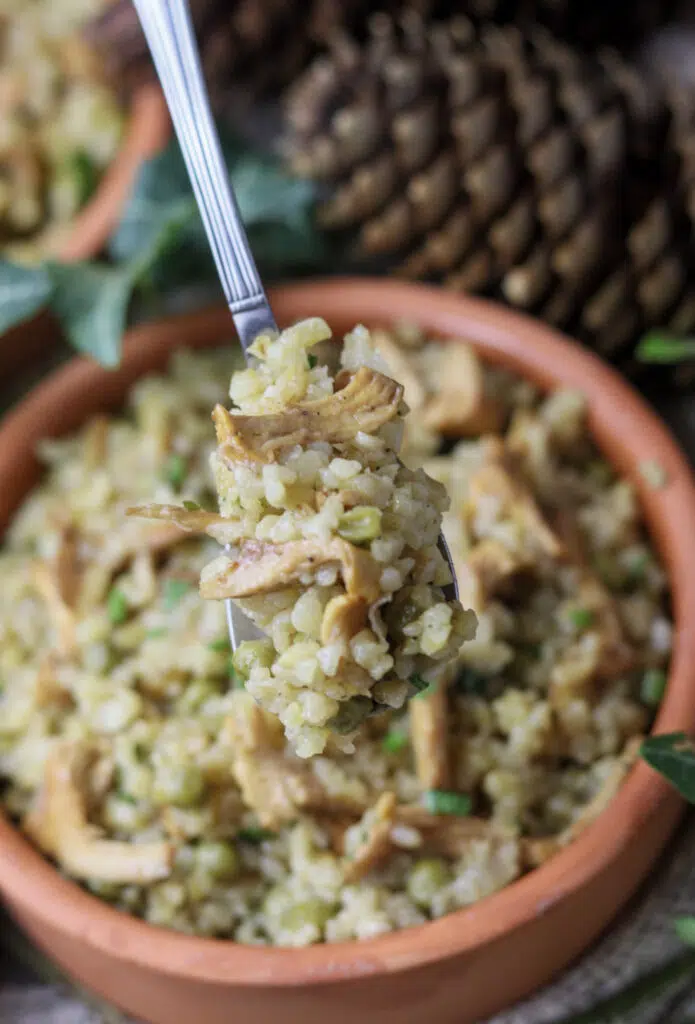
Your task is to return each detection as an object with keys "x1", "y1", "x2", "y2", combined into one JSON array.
[
  {"x1": 56, "y1": 84, "x2": 170, "y2": 263},
  {"x1": 0, "y1": 277, "x2": 693, "y2": 986}
]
